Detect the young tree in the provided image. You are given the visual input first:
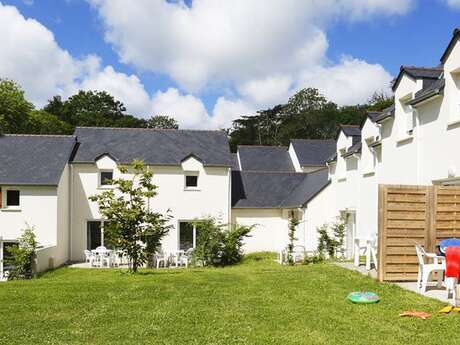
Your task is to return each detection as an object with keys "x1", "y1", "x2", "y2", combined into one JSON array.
[
  {"x1": 89, "y1": 160, "x2": 172, "y2": 272},
  {"x1": 147, "y1": 115, "x2": 179, "y2": 129},
  {"x1": 0, "y1": 79, "x2": 34, "y2": 134},
  {"x1": 6, "y1": 225, "x2": 38, "y2": 280}
]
